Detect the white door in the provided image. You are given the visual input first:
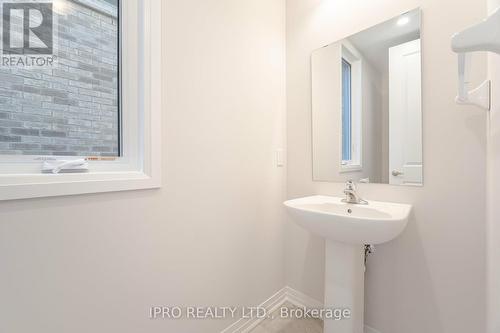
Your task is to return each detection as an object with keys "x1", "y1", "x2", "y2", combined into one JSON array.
[{"x1": 389, "y1": 39, "x2": 423, "y2": 185}]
